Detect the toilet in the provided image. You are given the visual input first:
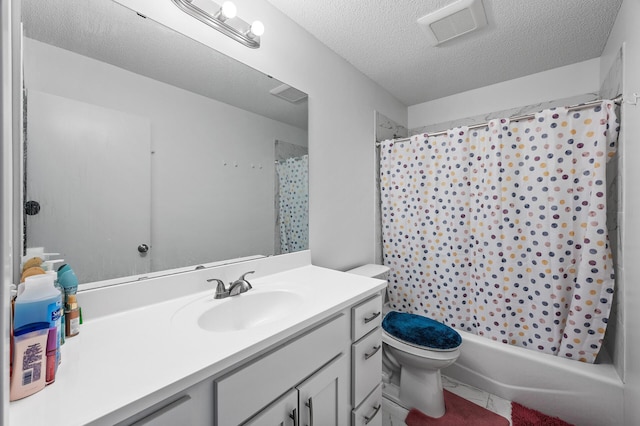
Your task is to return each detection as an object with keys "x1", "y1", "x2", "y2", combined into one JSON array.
[{"x1": 347, "y1": 264, "x2": 462, "y2": 418}]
